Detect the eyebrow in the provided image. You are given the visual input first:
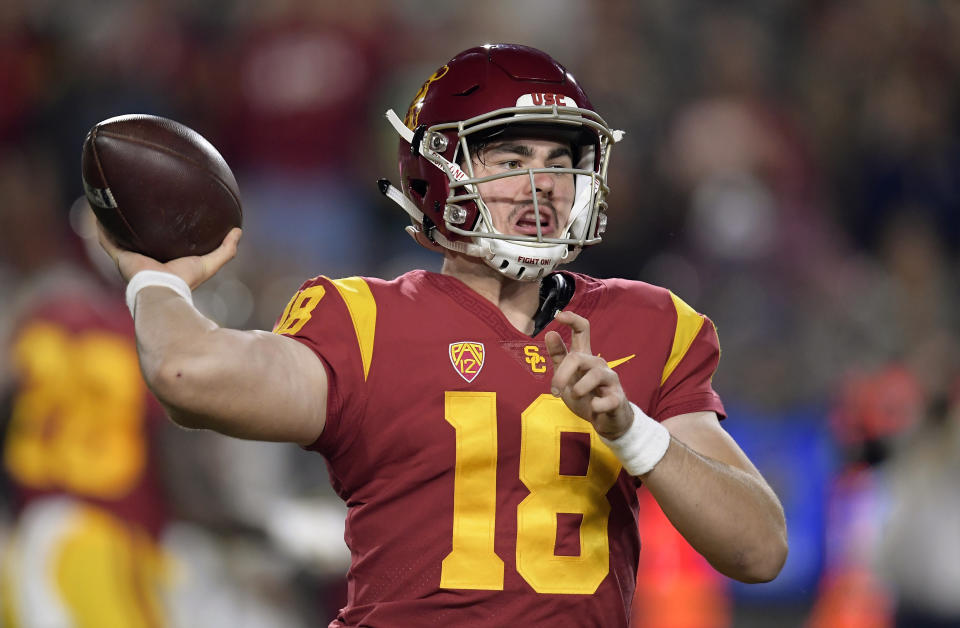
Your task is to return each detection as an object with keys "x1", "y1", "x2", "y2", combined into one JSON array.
[{"x1": 483, "y1": 142, "x2": 573, "y2": 161}]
